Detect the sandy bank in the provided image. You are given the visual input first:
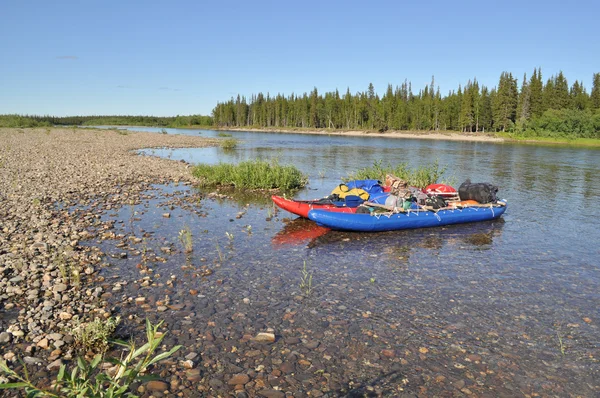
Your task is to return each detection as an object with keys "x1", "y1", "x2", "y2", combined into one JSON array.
[{"x1": 219, "y1": 127, "x2": 506, "y2": 143}]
